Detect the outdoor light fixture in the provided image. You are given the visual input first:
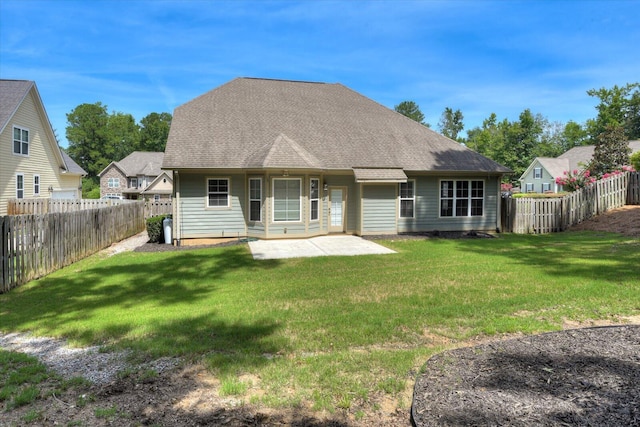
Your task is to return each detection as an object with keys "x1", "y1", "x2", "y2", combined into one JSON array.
[
  {"x1": 283, "y1": 170, "x2": 289, "y2": 177},
  {"x1": 48, "y1": 186, "x2": 54, "y2": 193},
  {"x1": 323, "y1": 183, "x2": 328, "y2": 191}
]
